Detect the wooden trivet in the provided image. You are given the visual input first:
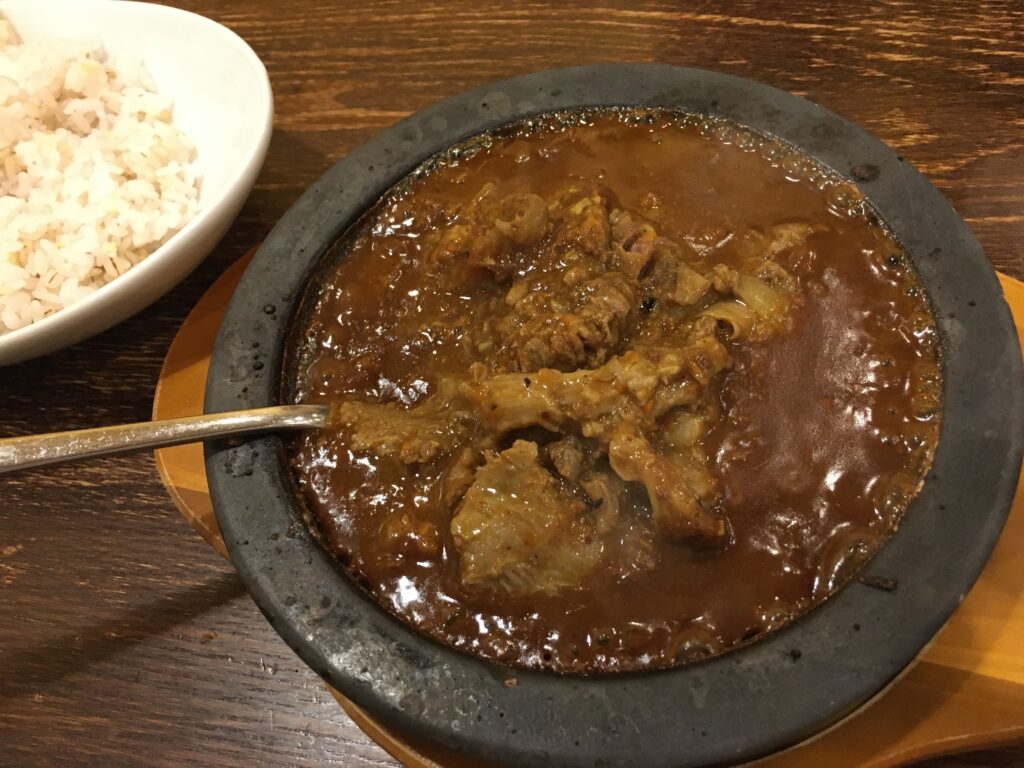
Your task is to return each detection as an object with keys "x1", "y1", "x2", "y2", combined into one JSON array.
[{"x1": 153, "y1": 254, "x2": 1024, "y2": 768}]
